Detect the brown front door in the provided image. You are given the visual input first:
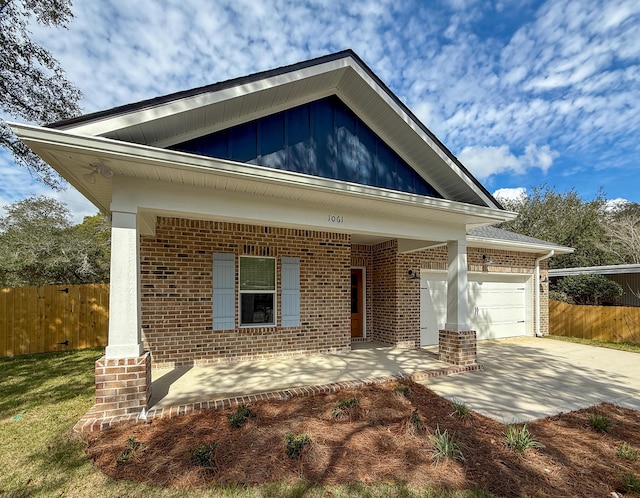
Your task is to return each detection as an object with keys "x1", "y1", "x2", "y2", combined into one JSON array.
[{"x1": 351, "y1": 268, "x2": 363, "y2": 337}]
